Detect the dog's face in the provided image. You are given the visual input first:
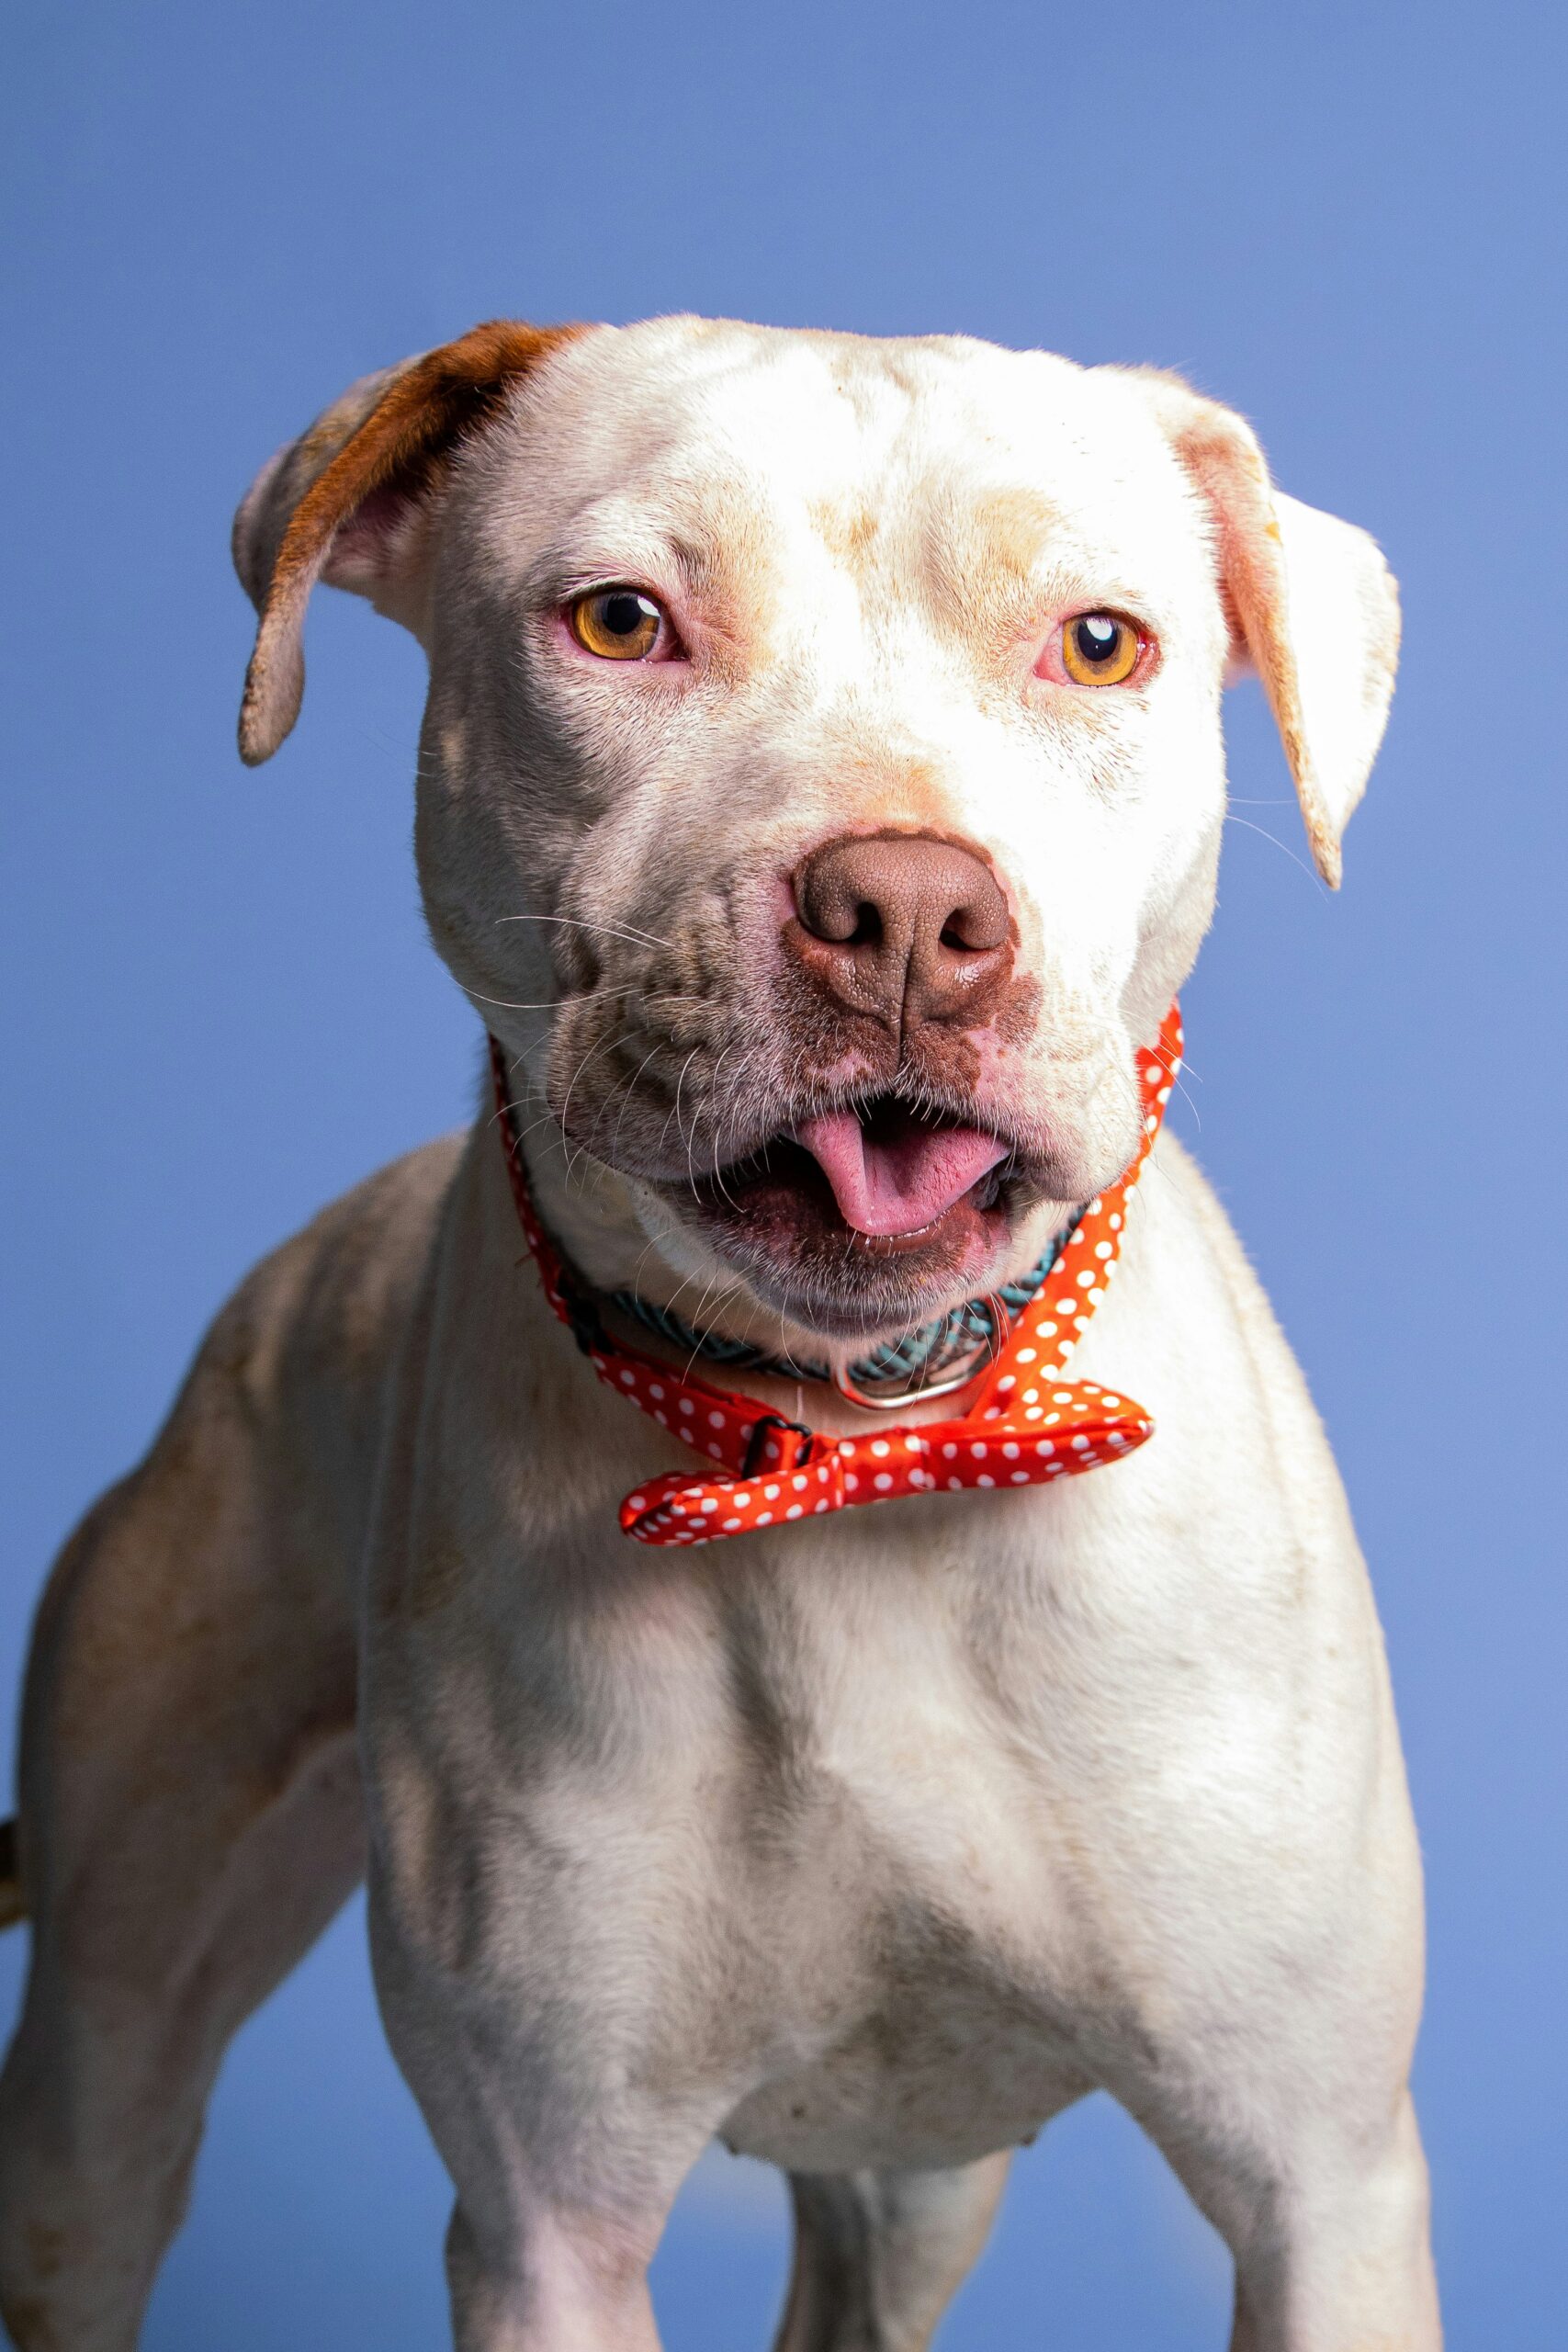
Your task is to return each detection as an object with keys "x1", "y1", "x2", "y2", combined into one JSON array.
[{"x1": 235, "y1": 317, "x2": 1397, "y2": 1342}]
